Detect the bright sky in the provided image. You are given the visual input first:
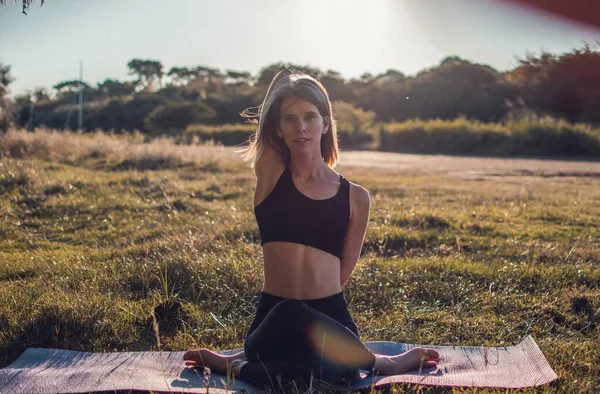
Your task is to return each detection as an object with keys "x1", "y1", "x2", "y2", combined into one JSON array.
[{"x1": 0, "y1": 0, "x2": 598, "y2": 97}]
